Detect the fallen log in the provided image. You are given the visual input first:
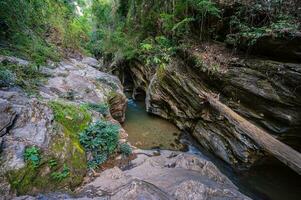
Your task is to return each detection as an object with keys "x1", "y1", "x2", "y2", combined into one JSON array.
[{"x1": 199, "y1": 92, "x2": 301, "y2": 175}]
